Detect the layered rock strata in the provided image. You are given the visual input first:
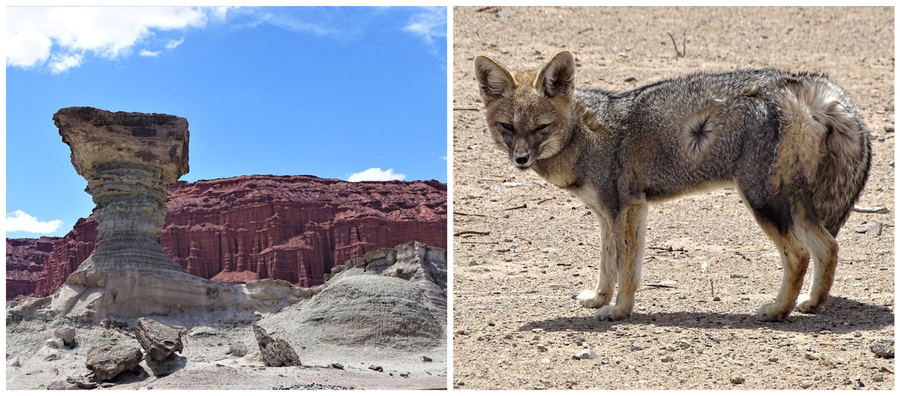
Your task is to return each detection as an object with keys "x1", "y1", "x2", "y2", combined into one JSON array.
[{"x1": 7, "y1": 175, "x2": 447, "y2": 300}]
